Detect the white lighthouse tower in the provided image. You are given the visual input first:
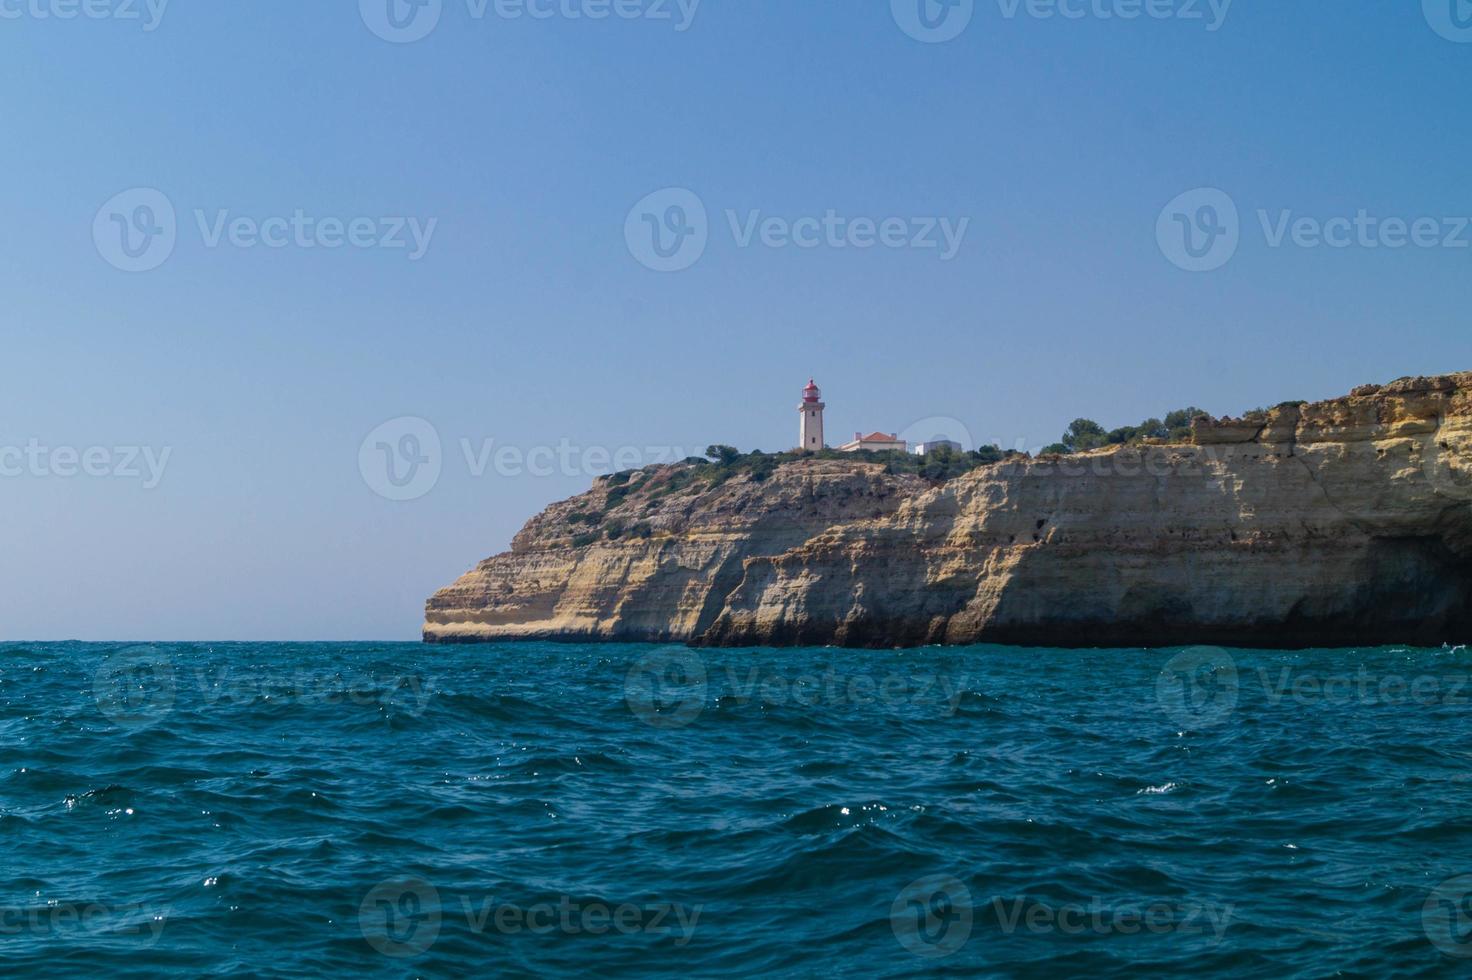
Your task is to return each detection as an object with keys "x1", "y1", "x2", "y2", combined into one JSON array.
[{"x1": 798, "y1": 378, "x2": 825, "y2": 451}]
